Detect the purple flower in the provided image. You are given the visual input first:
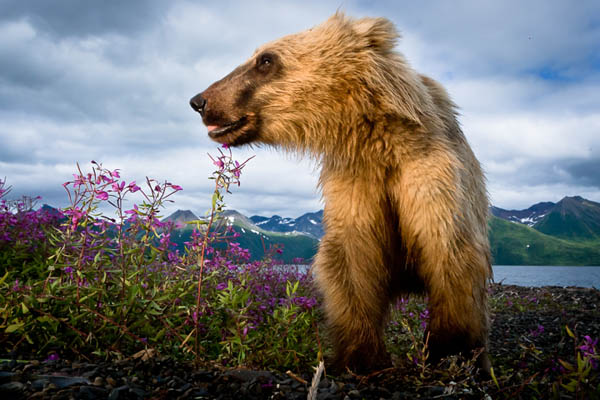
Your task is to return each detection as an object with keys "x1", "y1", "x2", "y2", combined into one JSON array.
[
  {"x1": 95, "y1": 190, "x2": 109, "y2": 200},
  {"x1": 530, "y1": 324, "x2": 544, "y2": 337},
  {"x1": 216, "y1": 282, "x2": 227, "y2": 290},
  {"x1": 579, "y1": 335, "x2": 598, "y2": 368},
  {"x1": 112, "y1": 181, "x2": 126, "y2": 192},
  {"x1": 128, "y1": 181, "x2": 141, "y2": 193}
]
